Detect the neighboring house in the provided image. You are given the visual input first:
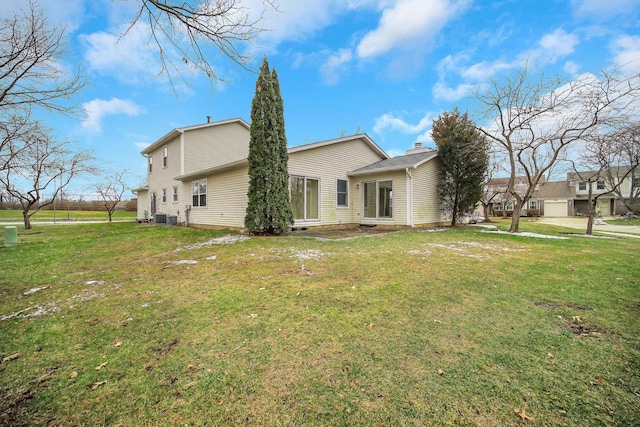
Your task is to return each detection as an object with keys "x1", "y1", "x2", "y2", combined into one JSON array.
[
  {"x1": 484, "y1": 176, "x2": 546, "y2": 216},
  {"x1": 134, "y1": 118, "x2": 445, "y2": 229},
  {"x1": 483, "y1": 166, "x2": 639, "y2": 218}
]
